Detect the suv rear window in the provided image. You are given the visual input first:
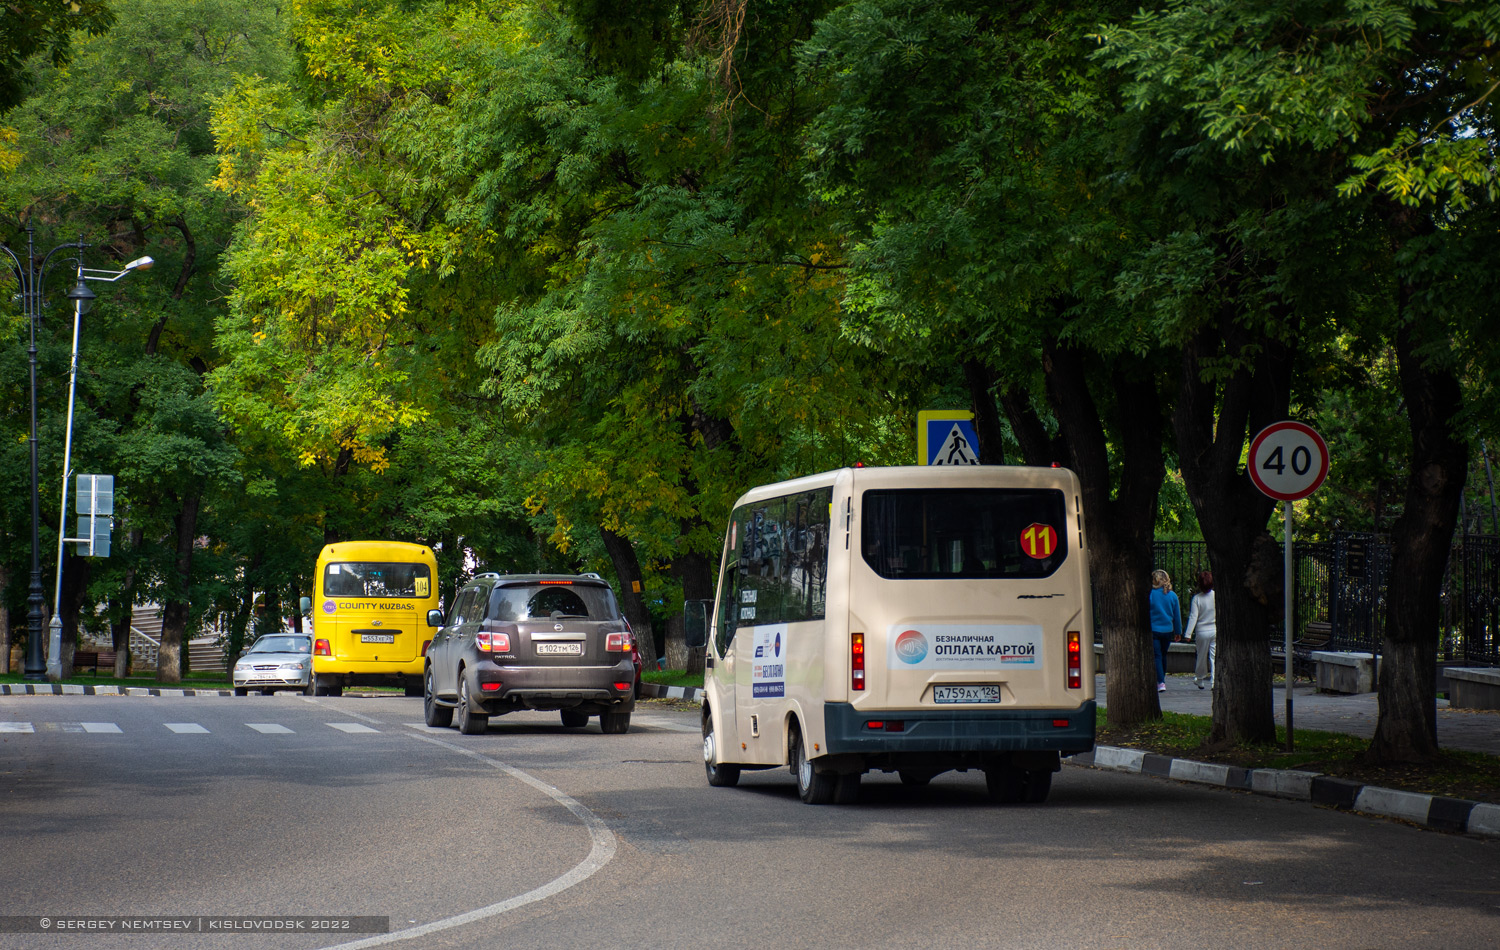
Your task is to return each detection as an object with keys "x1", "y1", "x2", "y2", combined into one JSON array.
[
  {"x1": 488, "y1": 584, "x2": 621, "y2": 621},
  {"x1": 862, "y1": 488, "x2": 1068, "y2": 579}
]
